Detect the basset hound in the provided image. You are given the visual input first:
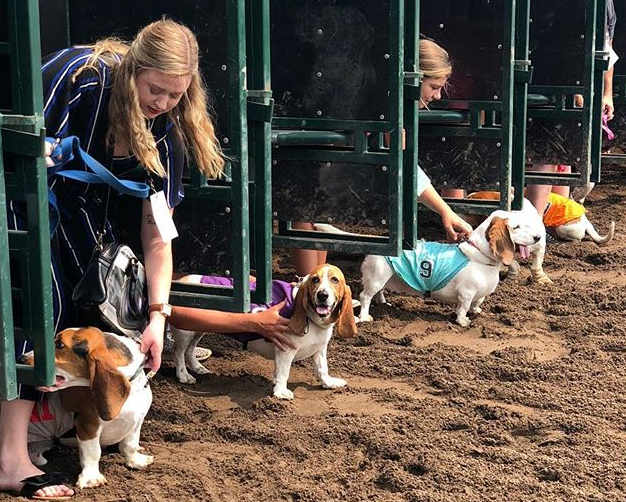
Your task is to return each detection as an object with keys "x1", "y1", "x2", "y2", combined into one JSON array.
[
  {"x1": 20, "y1": 327, "x2": 153, "y2": 489},
  {"x1": 169, "y1": 263, "x2": 357, "y2": 400},
  {"x1": 466, "y1": 190, "x2": 614, "y2": 245},
  {"x1": 358, "y1": 208, "x2": 546, "y2": 326}
]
